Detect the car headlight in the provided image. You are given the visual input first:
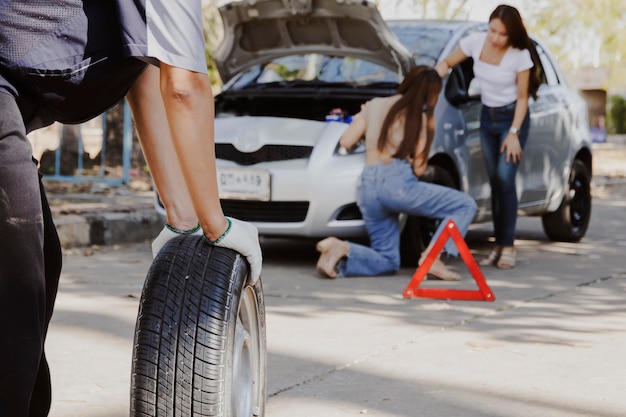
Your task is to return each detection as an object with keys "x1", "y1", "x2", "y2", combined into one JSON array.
[{"x1": 335, "y1": 138, "x2": 366, "y2": 156}]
